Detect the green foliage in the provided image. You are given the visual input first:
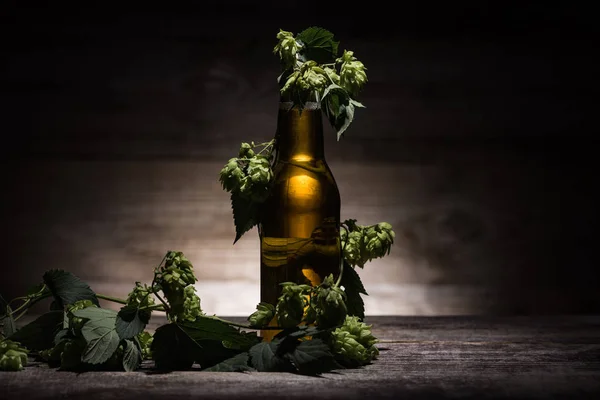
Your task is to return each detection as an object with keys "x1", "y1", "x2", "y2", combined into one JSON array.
[
  {"x1": 341, "y1": 219, "x2": 396, "y2": 268},
  {"x1": 273, "y1": 26, "x2": 367, "y2": 138},
  {"x1": 219, "y1": 141, "x2": 275, "y2": 243},
  {"x1": 0, "y1": 339, "x2": 29, "y2": 371},
  {"x1": 42, "y1": 269, "x2": 99, "y2": 308}
]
